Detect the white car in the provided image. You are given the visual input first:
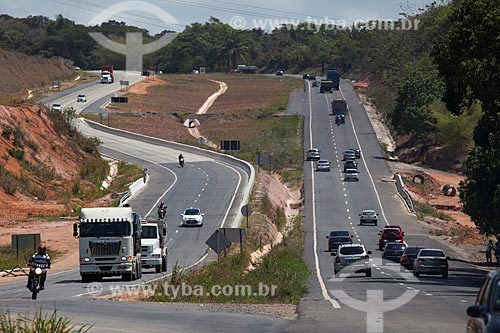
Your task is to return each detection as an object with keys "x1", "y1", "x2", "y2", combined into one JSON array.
[
  {"x1": 51, "y1": 103, "x2": 62, "y2": 111},
  {"x1": 316, "y1": 159, "x2": 331, "y2": 172},
  {"x1": 344, "y1": 168, "x2": 359, "y2": 181},
  {"x1": 180, "y1": 207, "x2": 204, "y2": 227},
  {"x1": 306, "y1": 148, "x2": 321, "y2": 161},
  {"x1": 334, "y1": 243, "x2": 372, "y2": 277},
  {"x1": 359, "y1": 210, "x2": 378, "y2": 225},
  {"x1": 77, "y1": 94, "x2": 87, "y2": 102}
]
